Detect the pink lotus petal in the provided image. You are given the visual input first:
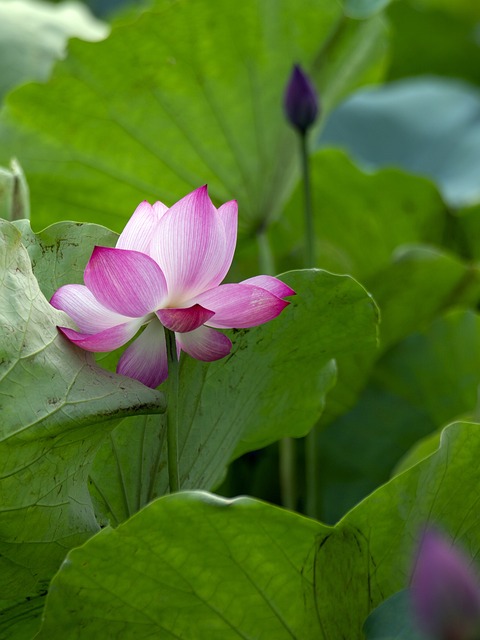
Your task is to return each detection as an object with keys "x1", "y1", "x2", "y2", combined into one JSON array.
[
  {"x1": 51, "y1": 284, "x2": 133, "y2": 333},
  {"x1": 176, "y1": 325, "x2": 232, "y2": 361},
  {"x1": 149, "y1": 186, "x2": 227, "y2": 302},
  {"x1": 194, "y1": 283, "x2": 290, "y2": 329},
  {"x1": 117, "y1": 320, "x2": 168, "y2": 388},
  {"x1": 152, "y1": 201, "x2": 169, "y2": 219},
  {"x1": 214, "y1": 199, "x2": 238, "y2": 284},
  {"x1": 84, "y1": 246, "x2": 168, "y2": 317},
  {"x1": 242, "y1": 275, "x2": 295, "y2": 299},
  {"x1": 156, "y1": 304, "x2": 214, "y2": 333},
  {"x1": 58, "y1": 319, "x2": 143, "y2": 351},
  {"x1": 116, "y1": 201, "x2": 158, "y2": 254}
]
